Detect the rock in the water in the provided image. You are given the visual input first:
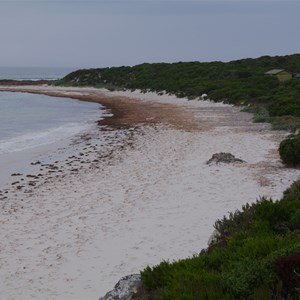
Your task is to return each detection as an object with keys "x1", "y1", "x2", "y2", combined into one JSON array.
[
  {"x1": 99, "y1": 274, "x2": 142, "y2": 300},
  {"x1": 206, "y1": 152, "x2": 245, "y2": 164}
]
